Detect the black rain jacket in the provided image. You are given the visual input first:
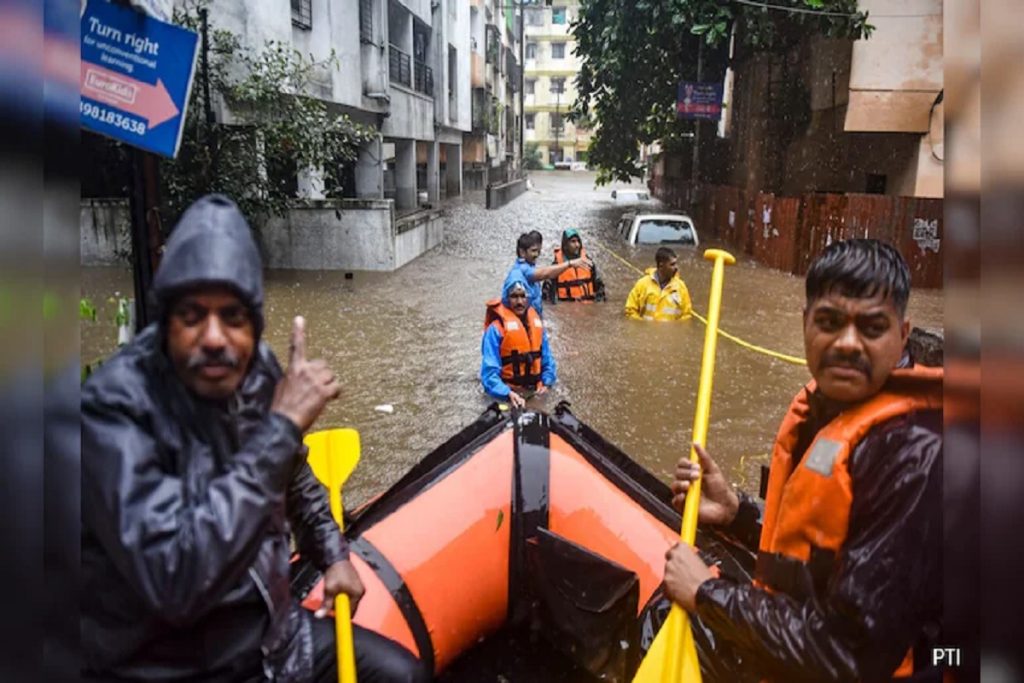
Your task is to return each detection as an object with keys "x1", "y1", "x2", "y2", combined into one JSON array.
[
  {"x1": 81, "y1": 195, "x2": 347, "y2": 681},
  {"x1": 697, "y1": 360, "x2": 943, "y2": 682}
]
